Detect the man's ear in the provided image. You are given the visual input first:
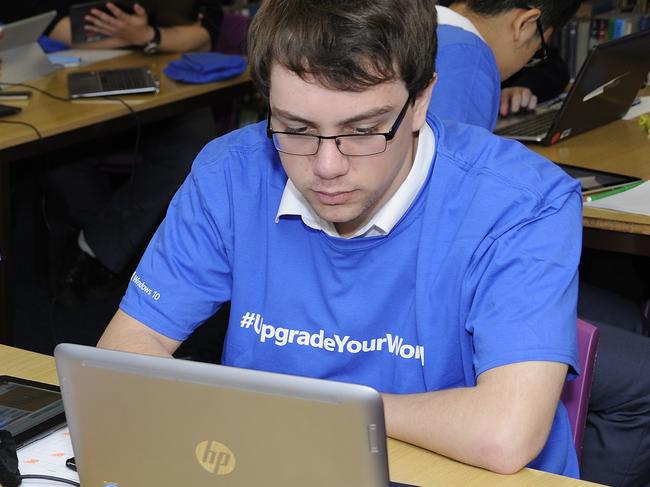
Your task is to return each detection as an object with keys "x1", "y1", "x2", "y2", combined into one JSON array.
[
  {"x1": 411, "y1": 73, "x2": 437, "y2": 131},
  {"x1": 511, "y1": 7, "x2": 540, "y2": 46}
]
